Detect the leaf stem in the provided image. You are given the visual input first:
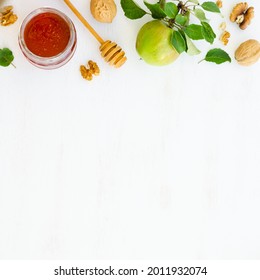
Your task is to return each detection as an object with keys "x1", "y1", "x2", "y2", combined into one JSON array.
[
  {"x1": 163, "y1": 18, "x2": 184, "y2": 30},
  {"x1": 186, "y1": 4, "x2": 198, "y2": 8},
  {"x1": 11, "y1": 62, "x2": 16, "y2": 68},
  {"x1": 174, "y1": 22, "x2": 185, "y2": 30}
]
